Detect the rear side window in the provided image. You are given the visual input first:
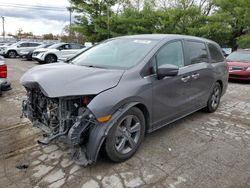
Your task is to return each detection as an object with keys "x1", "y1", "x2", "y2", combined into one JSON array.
[
  {"x1": 29, "y1": 43, "x2": 41, "y2": 47},
  {"x1": 19, "y1": 43, "x2": 29, "y2": 47},
  {"x1": 156, "y1": 41, "x2": 184, "y2": 68},
  {"x1": 208, "y1": 43, "x2": 224, "y2": 62},
  {"x1": 186, "y1": 41, "x2": 208, "y2": 64},
  {"x1": 70, "y1": 44, "x2": 83, "y2": 49},
  {"x1": 59, "y1": 44, "x2": 70, "y2": 50}
]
